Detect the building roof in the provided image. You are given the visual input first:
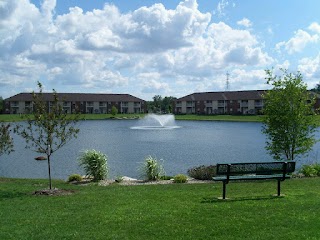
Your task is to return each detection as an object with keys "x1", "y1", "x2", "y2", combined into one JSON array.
[
  {"x1": 5, "y1": 93, "x2": 146, "y2": 102},
  {"x1": 176, "y1": 90, "x2": 266, "y2": 101}
]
